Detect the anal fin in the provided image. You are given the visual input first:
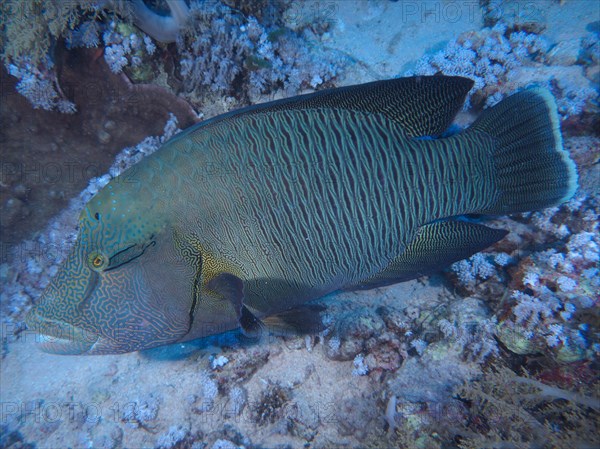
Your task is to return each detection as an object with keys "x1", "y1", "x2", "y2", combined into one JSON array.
[
  {"x1": 351, "y1": 220, "x2": 508, "y2": 290},
  {"x1": 262, "y1": 304, "x2": 326, "y2": 336}
]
